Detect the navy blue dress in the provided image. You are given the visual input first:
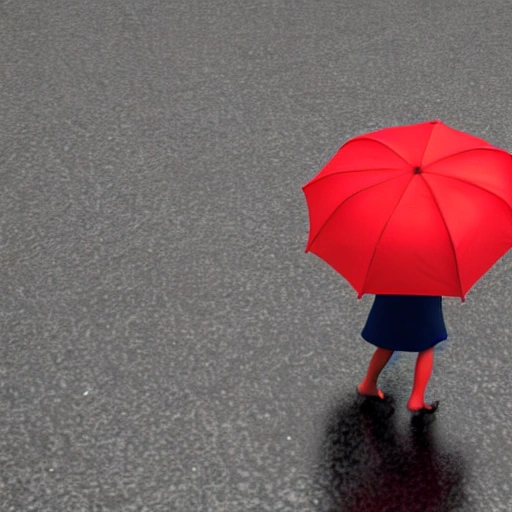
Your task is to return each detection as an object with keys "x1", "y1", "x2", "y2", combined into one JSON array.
[{"x1": 361, "y1": 295, "x2": 447, "y2": 352}]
